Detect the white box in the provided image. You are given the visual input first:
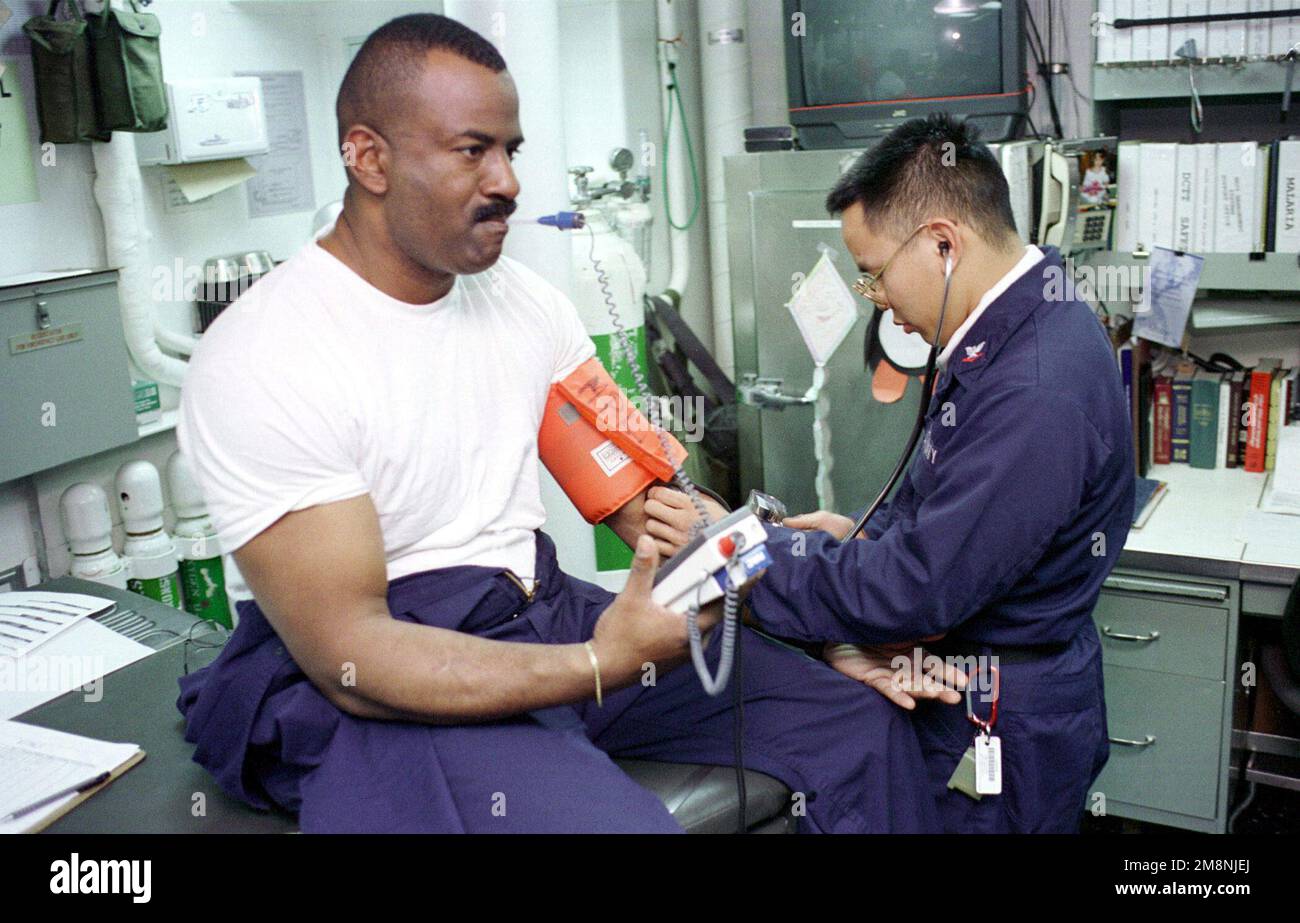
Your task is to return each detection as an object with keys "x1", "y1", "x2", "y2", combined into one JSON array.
[
  {"x1": 135, "y1": 78, "x2": 269, "y2": 166},
  {"x1": 1098, "y1": 0, "x2": 1117, "y2": 63},
  {"x1": 1271, "y1": 0, "x2": 1300, "y2": 56},
  {"x1": 1131, "y1": 0, "x2": 1152, "y2": 61},
  {"x1": 1209, "y1": 0, "x2": 1248, "y2": 56},
  {"x1": 1170, "y1": 0, "x2": 1209, "y2": 57},
  {"x1": 1148, "y1": 0, "x2": 1172, "y2": 60},
  {"x1": 1115, "y1": 0, "x2": 1135, "y2": 61},
  {"x1": 1247, "y1": 0, "x2": 1272, "y2": 55}
]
